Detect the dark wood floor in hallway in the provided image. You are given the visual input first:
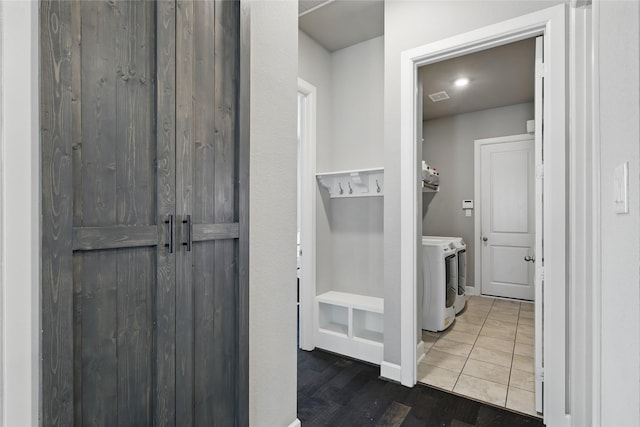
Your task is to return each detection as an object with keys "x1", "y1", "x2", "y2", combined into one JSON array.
[{"x1": 297, "y1": 349, "x2": 545, "y2": 427}]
